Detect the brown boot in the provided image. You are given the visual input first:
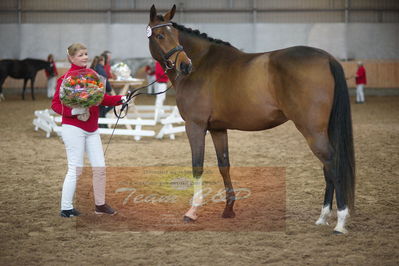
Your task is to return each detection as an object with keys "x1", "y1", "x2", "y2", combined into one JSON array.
[{"x1": 95, "y1": 204, "x2": 117, "y2": 215}]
